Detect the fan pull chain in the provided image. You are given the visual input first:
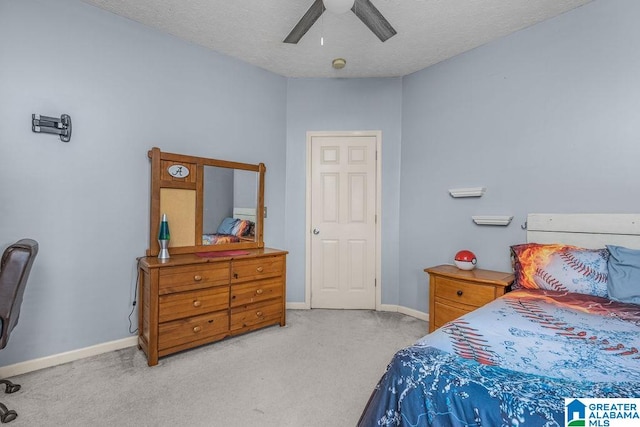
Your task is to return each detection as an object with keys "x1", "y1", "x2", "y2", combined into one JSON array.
[{"x1": 320, "y1": 10, "x2": 325, "y2": 45}]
